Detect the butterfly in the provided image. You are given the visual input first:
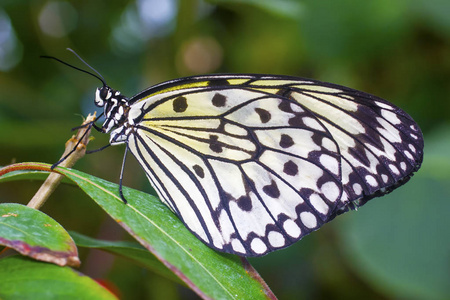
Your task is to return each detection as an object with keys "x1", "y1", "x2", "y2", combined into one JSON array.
[{"x1": 47, "y1": 52, "x2": 424, "y2": 257}]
